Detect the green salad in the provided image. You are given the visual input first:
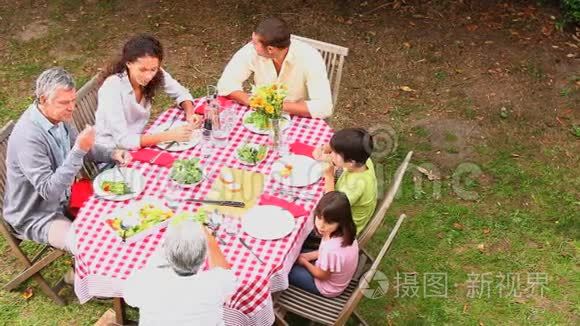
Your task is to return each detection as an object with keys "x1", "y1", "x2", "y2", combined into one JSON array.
[
  {"x1": 101, "y1": 181, "x2": 132, "y2": 195},
  {"x1": 170, "y1": 159, "x2": 203, "y2": 185},
  {"x1": 237, "y1": 143, "x2": 268, "y2": 164},
  {"x1": 244, "y1": 111, "x2": 270, "y2": 130}
]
